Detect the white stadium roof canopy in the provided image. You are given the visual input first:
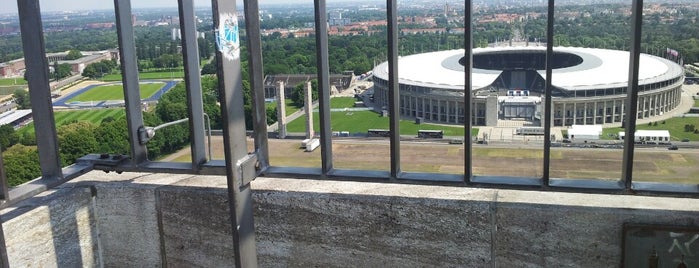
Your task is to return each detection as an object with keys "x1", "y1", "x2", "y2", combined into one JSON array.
[{"x1": 372, "y1": 46, "x2": 683, "y2": 91}]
